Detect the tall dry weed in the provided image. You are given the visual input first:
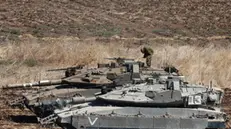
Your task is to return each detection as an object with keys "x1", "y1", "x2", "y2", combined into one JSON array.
[{"x1": 1, "y1": 37, "x2": 231, "y2": 88}]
